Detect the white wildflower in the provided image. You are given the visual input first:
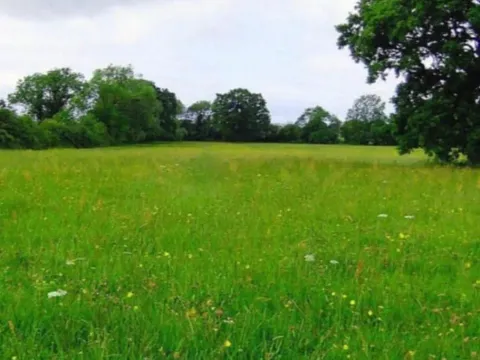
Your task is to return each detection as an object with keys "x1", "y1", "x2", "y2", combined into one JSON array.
[
  {"x1": 404, "y1": 215, "x2": 415, "y2": 219},
  {"x1": 330, "y1": 260, "x2": 339, "y2": 265},
  {"x1": 66, "y1": 257, "x2": 85, "y2": 266},
  {"x1": 223, "y1": 318, "x2": 235, "y2": 325},
  {"x1": 377, "y1": 214, "x2": 388, "y2": 218},
  {"x1": 48, "y1": 289, "x2": 67, "y2": 298},
  {"x1": 304, "y1": 254, "x2": 315, "y2": 262}
]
